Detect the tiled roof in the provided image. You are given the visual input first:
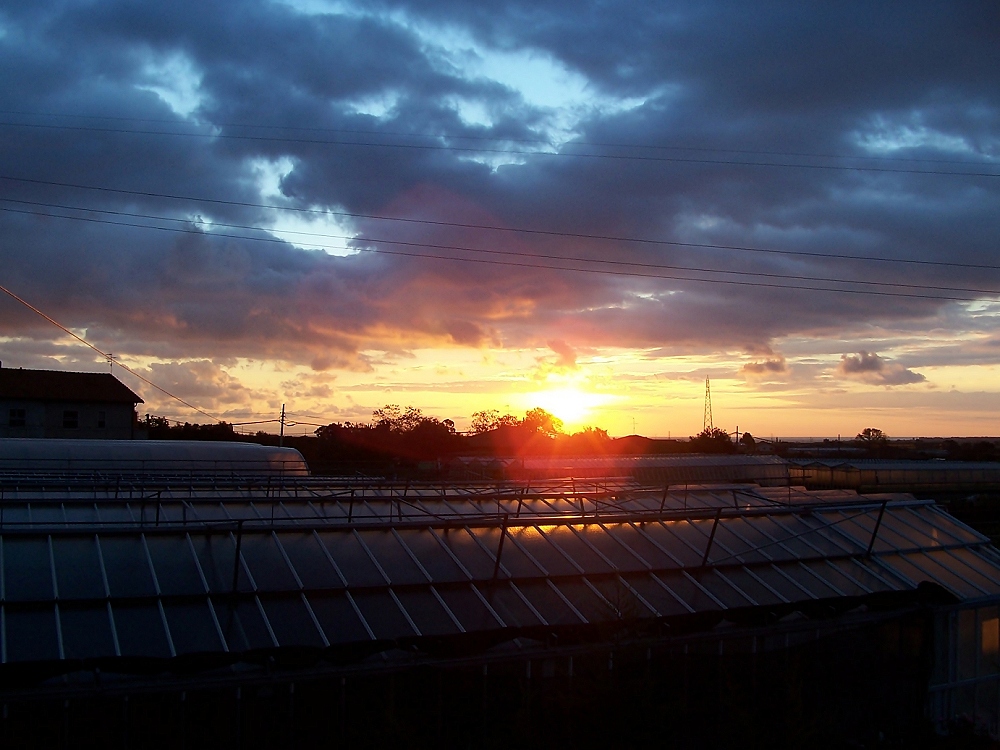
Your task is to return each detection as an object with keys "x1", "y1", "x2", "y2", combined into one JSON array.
[{"x1": 0, "y1": 368, "x2": 143, "y2": 403}]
